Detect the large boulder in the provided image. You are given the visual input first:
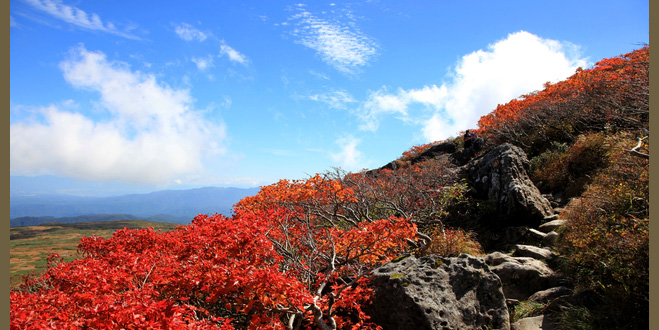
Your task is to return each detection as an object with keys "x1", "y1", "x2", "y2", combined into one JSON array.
[
  {"x1": 366, "y1": 254, "x2": 510, "y2": 330},
  {"x1": 467, "y1": 143, "x2": 553, "y2": 227}
]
